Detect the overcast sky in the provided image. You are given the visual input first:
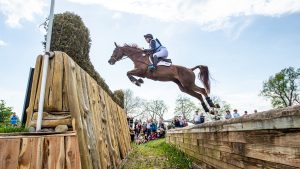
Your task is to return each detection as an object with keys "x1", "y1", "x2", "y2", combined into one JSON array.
[{"x1": 0, "y1": 0, "x2": 300, "y2": 119}]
